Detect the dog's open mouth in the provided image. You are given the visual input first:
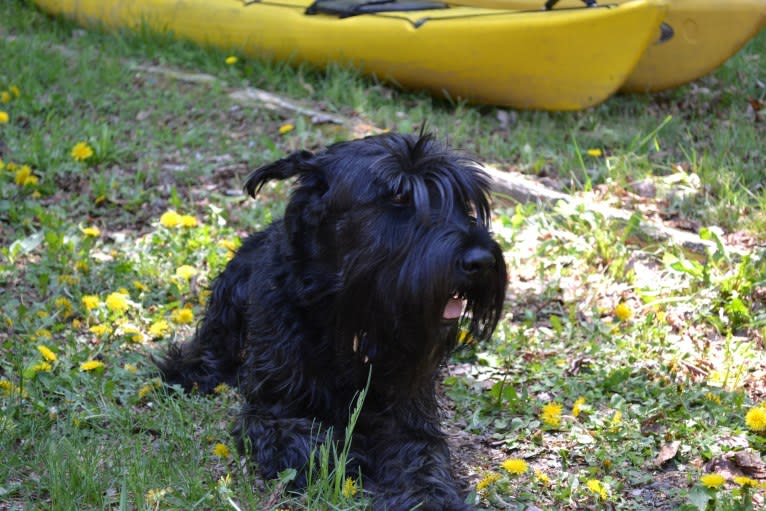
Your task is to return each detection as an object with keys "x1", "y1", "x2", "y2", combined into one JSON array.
[{"x1": 443, "y1": 292, "x2": 466, "y2": 320}]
